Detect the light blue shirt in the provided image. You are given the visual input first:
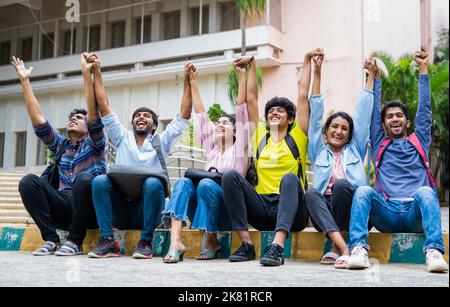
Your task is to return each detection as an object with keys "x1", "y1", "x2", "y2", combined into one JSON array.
[
  {"x1": 308, "y1": 89, "x2": 374, "y2": 194},
  {"x1": 101, "y1": 112, "x2": 189, "y2": 168}
]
